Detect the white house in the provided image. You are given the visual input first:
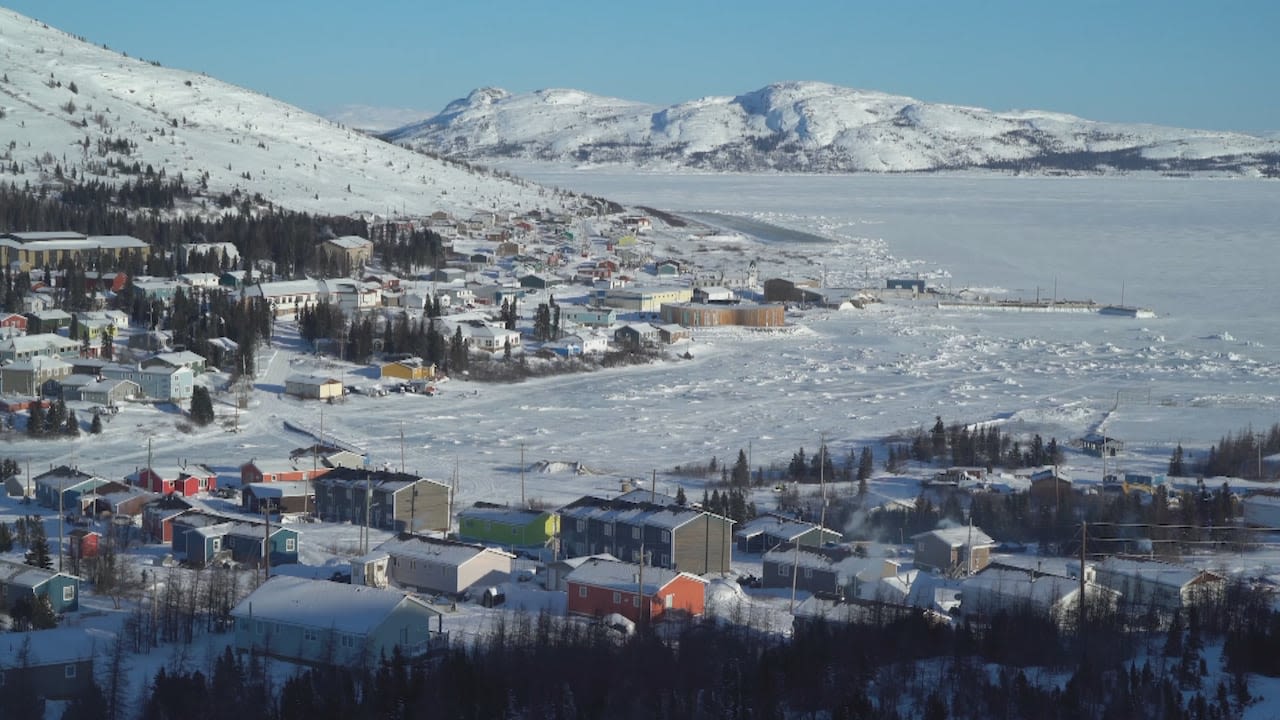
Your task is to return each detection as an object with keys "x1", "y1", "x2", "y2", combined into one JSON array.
[
  {"x1": 465, "y1": 324, "x2": 522, "y2": 354},
  {"x1": 366, "y1": 535, "x2": 515, "y2": 597},
  {"x1": 231, "y1": 576, "x2": 446, "y2": 667}
]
